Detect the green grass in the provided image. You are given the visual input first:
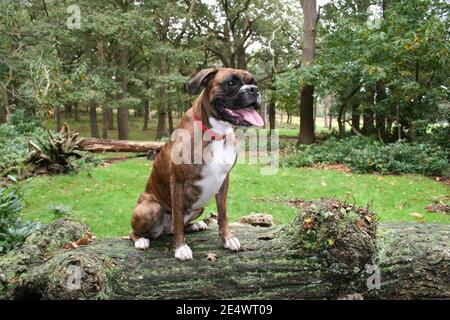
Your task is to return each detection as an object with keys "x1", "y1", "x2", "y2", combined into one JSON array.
[{"x1": 20, "y1": 158, "x2": 450, "y2": 238}]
